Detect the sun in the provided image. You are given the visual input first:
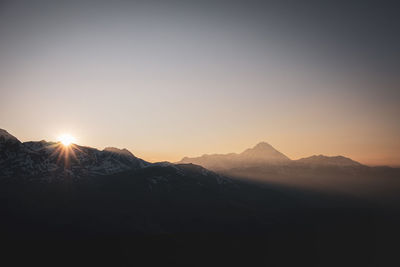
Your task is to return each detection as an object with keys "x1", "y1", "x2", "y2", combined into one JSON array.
[{"x1": 57, "y1": 134, "x2": 76, "y2": 147}]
